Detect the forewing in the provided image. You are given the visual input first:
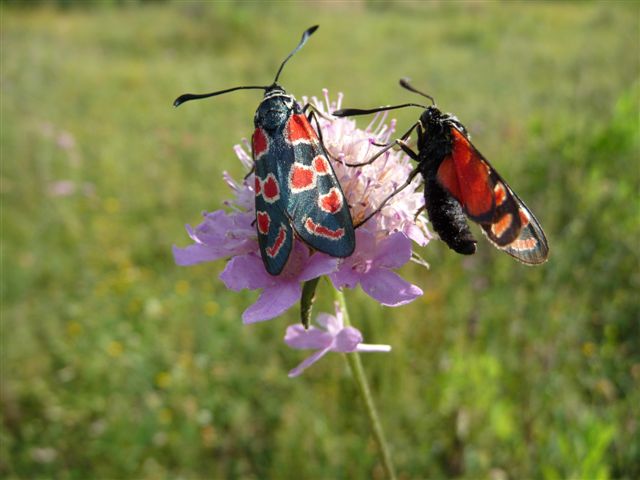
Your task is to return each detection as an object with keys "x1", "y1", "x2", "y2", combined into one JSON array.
[
  {"x1": 437, "y1": 126, "x2": 548, "y2": 264},
  {"x1": 283, "y1": 114, "x2": 356, "y2": 257},
  {"x1": 253, "y1": 127, "x2": 294, "y2": 275},
  {"x1": 437, "y1": 127, "x2": 496, "y2": 222}
]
